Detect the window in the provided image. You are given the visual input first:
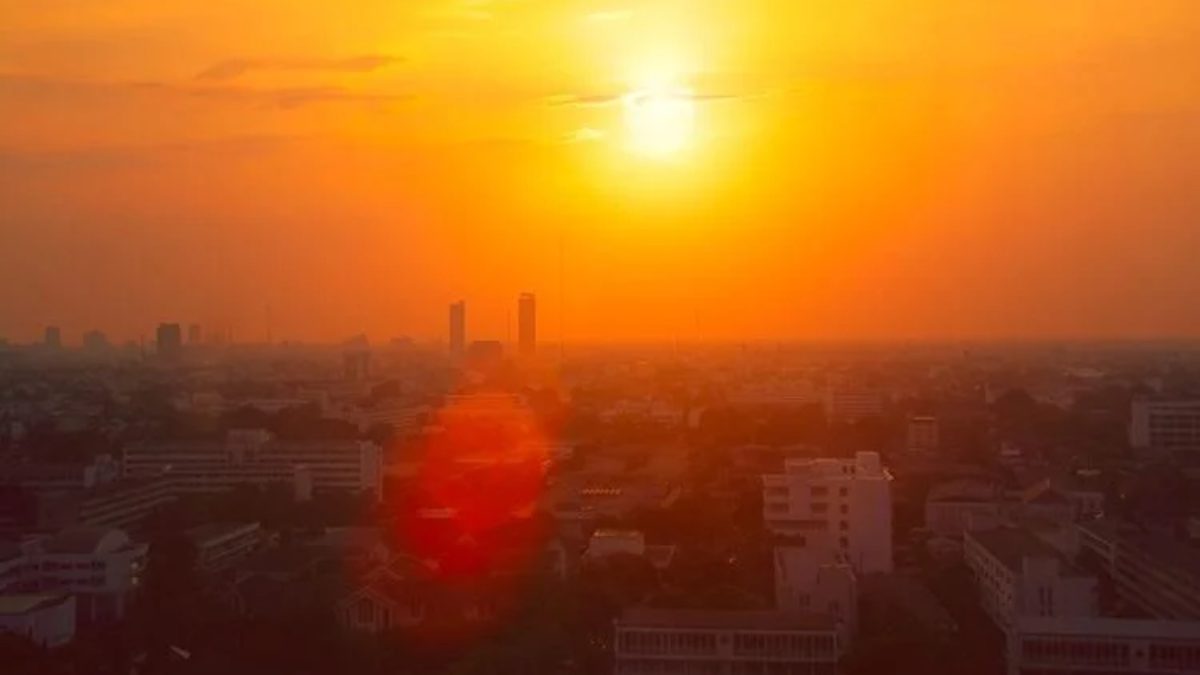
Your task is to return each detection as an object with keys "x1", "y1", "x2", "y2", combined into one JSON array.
[
  {"x1": 839, "y1": 521, "x2": 849, "y2": 531},
  {"x1": 810, "y1": 486, "x2": 828, "y2": 498},
  {"x1": 839, "y1": 486, "x2": 848, "y2": 497},
  {"x1": 811, "y1": 502, "x2": 828, "y2": 514},
  {"x1": 840, "y1": 504, "x2": 849, "y2": 515},
  {"x1": 839, "y1": 536, "x2": 849, "y2": 548}
]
